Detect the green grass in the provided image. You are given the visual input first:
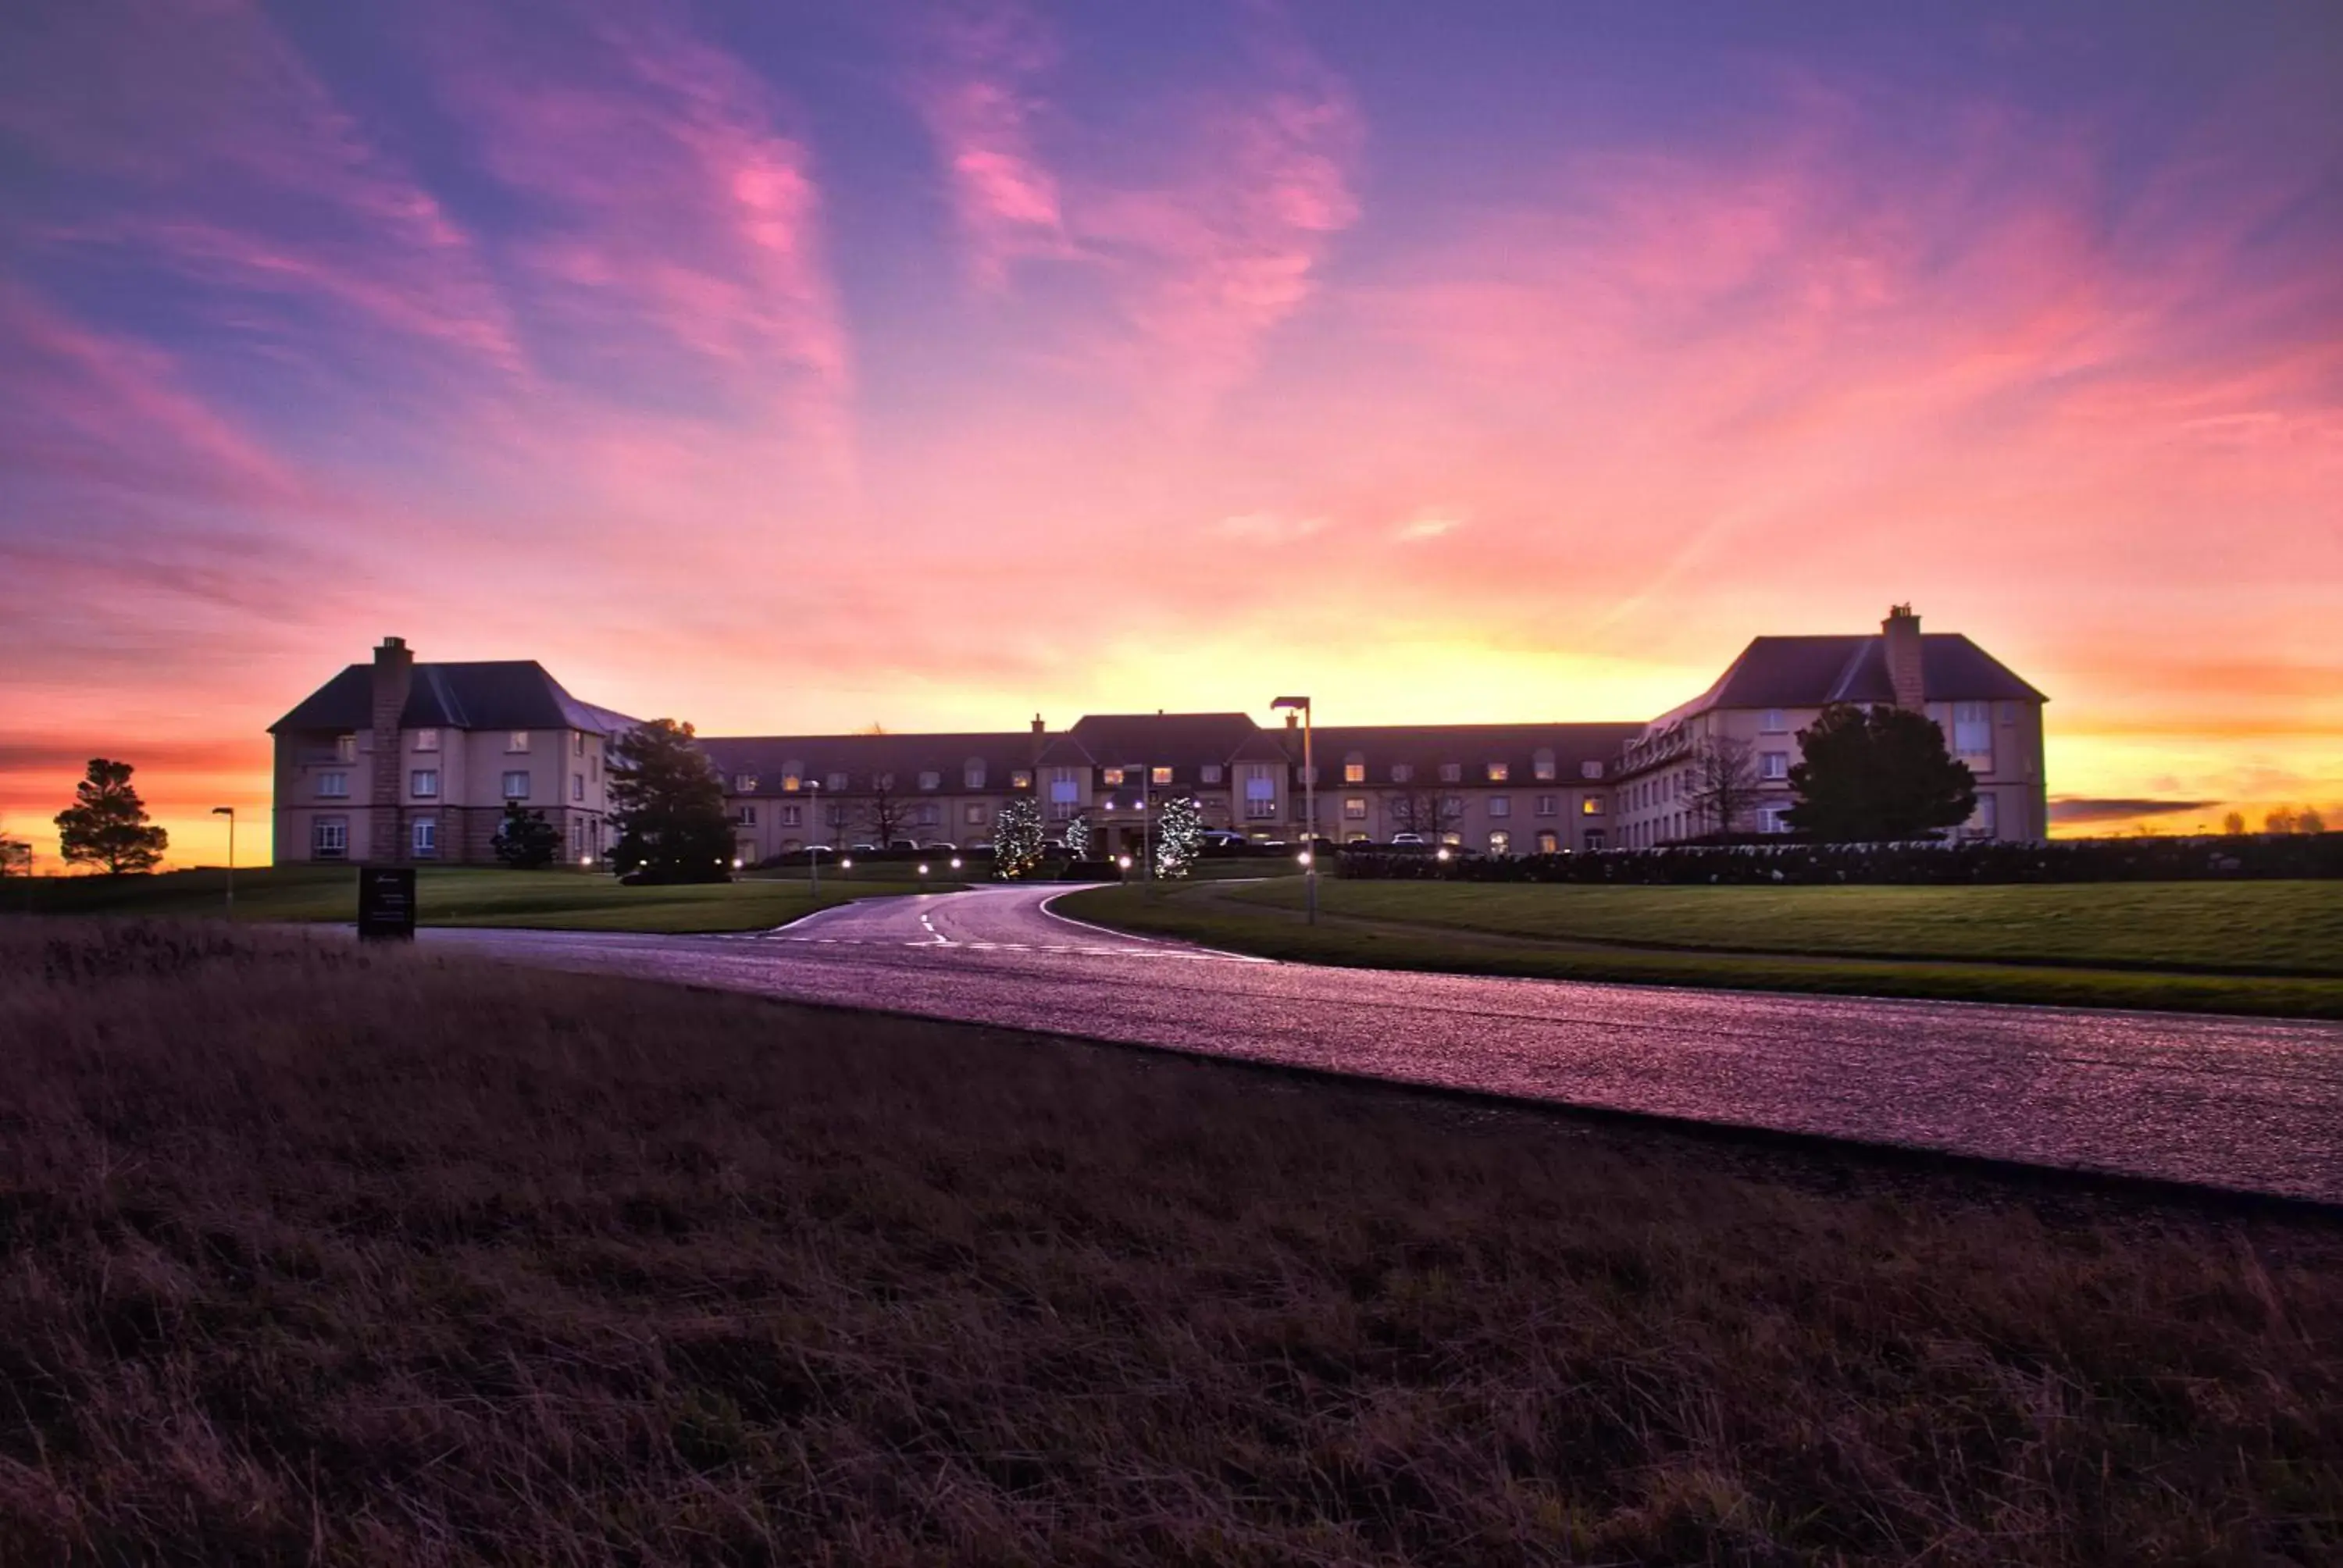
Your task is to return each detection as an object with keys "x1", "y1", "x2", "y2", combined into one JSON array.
[
  {"x1": 1060, "y1": 879, "x2": 2343, "y2": 1018},
  {"x1": 3, "y1": 919, "x2": 2338, "y2": 1563},
  {"x1": 12, "y1": 864, "x2": 959, "y2": 933}
]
